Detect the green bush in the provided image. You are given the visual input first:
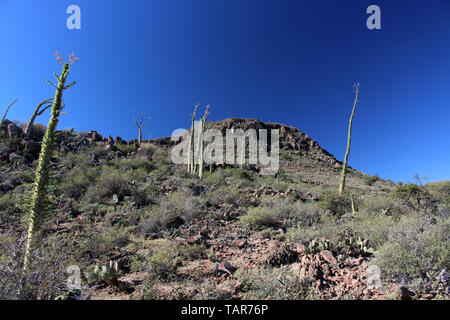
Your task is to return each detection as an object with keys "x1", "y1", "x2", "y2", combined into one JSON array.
[
  {"x1": 391, "y1": 183, "x2": 437, "y2": 214},
  {"x1": 287, "y1": 215, "x2": 342, "y2": 244},
  {"x1": 139, "y1": 192, "x2": 200, "y2": 234},
  {"x1": 110, "y1": 157, "x2": 154, "y2": 172},
  {"x1": 235, "y1": 266, "x2": 318, "y2": 300},
  {"x1": 358, "y1": 195, "x2": 405, "y2": 218},
  {"x1": 148, "y1": 242, "x2": 180, "y2": 279},
  {"x1": 375, "y1": 215, "x2": 449, "y2": 280},
  {"x1": 84, "y1": 167, "x2": 131, "y2": 203},
  {"x1": 206, "y1": 186, "x2": 241, "y2": 208},
  {"x1": 240, "y1": 207, "x2": 280, "y2": 230},
  {"x1": 0, "y1": 191, "x2": 28, "y2": 224},
  {"x1": 318, "y1": 191, "x2": 352, "y2": 217},
  {"x1": 241, "y1": 200, "x2": 322, "y2": 231},
  {"x1": 364, "y1": 174, "x2": 380, "y2": 186},
  {"x1": 133, "y1": 184, "x2": 159, "y2": 208},
  {"x1": 59, "y1": 168, "x2": 99, "y2": 199},
  {"x1": 348, "y1": 213, "x2": 392, "y2": 249}
]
